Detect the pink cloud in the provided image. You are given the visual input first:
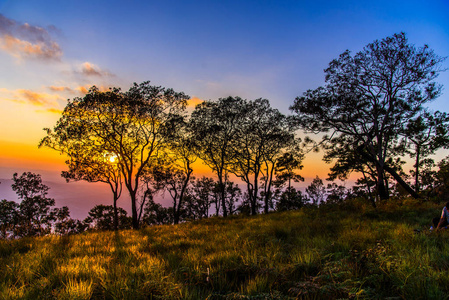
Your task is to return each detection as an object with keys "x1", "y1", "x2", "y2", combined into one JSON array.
[
  {"x1": 80, "y1": 62, "x2": 114, "y2": 77},
  {"x1": 0, "y1": 14, "x2": 62, "y2": 60}
]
